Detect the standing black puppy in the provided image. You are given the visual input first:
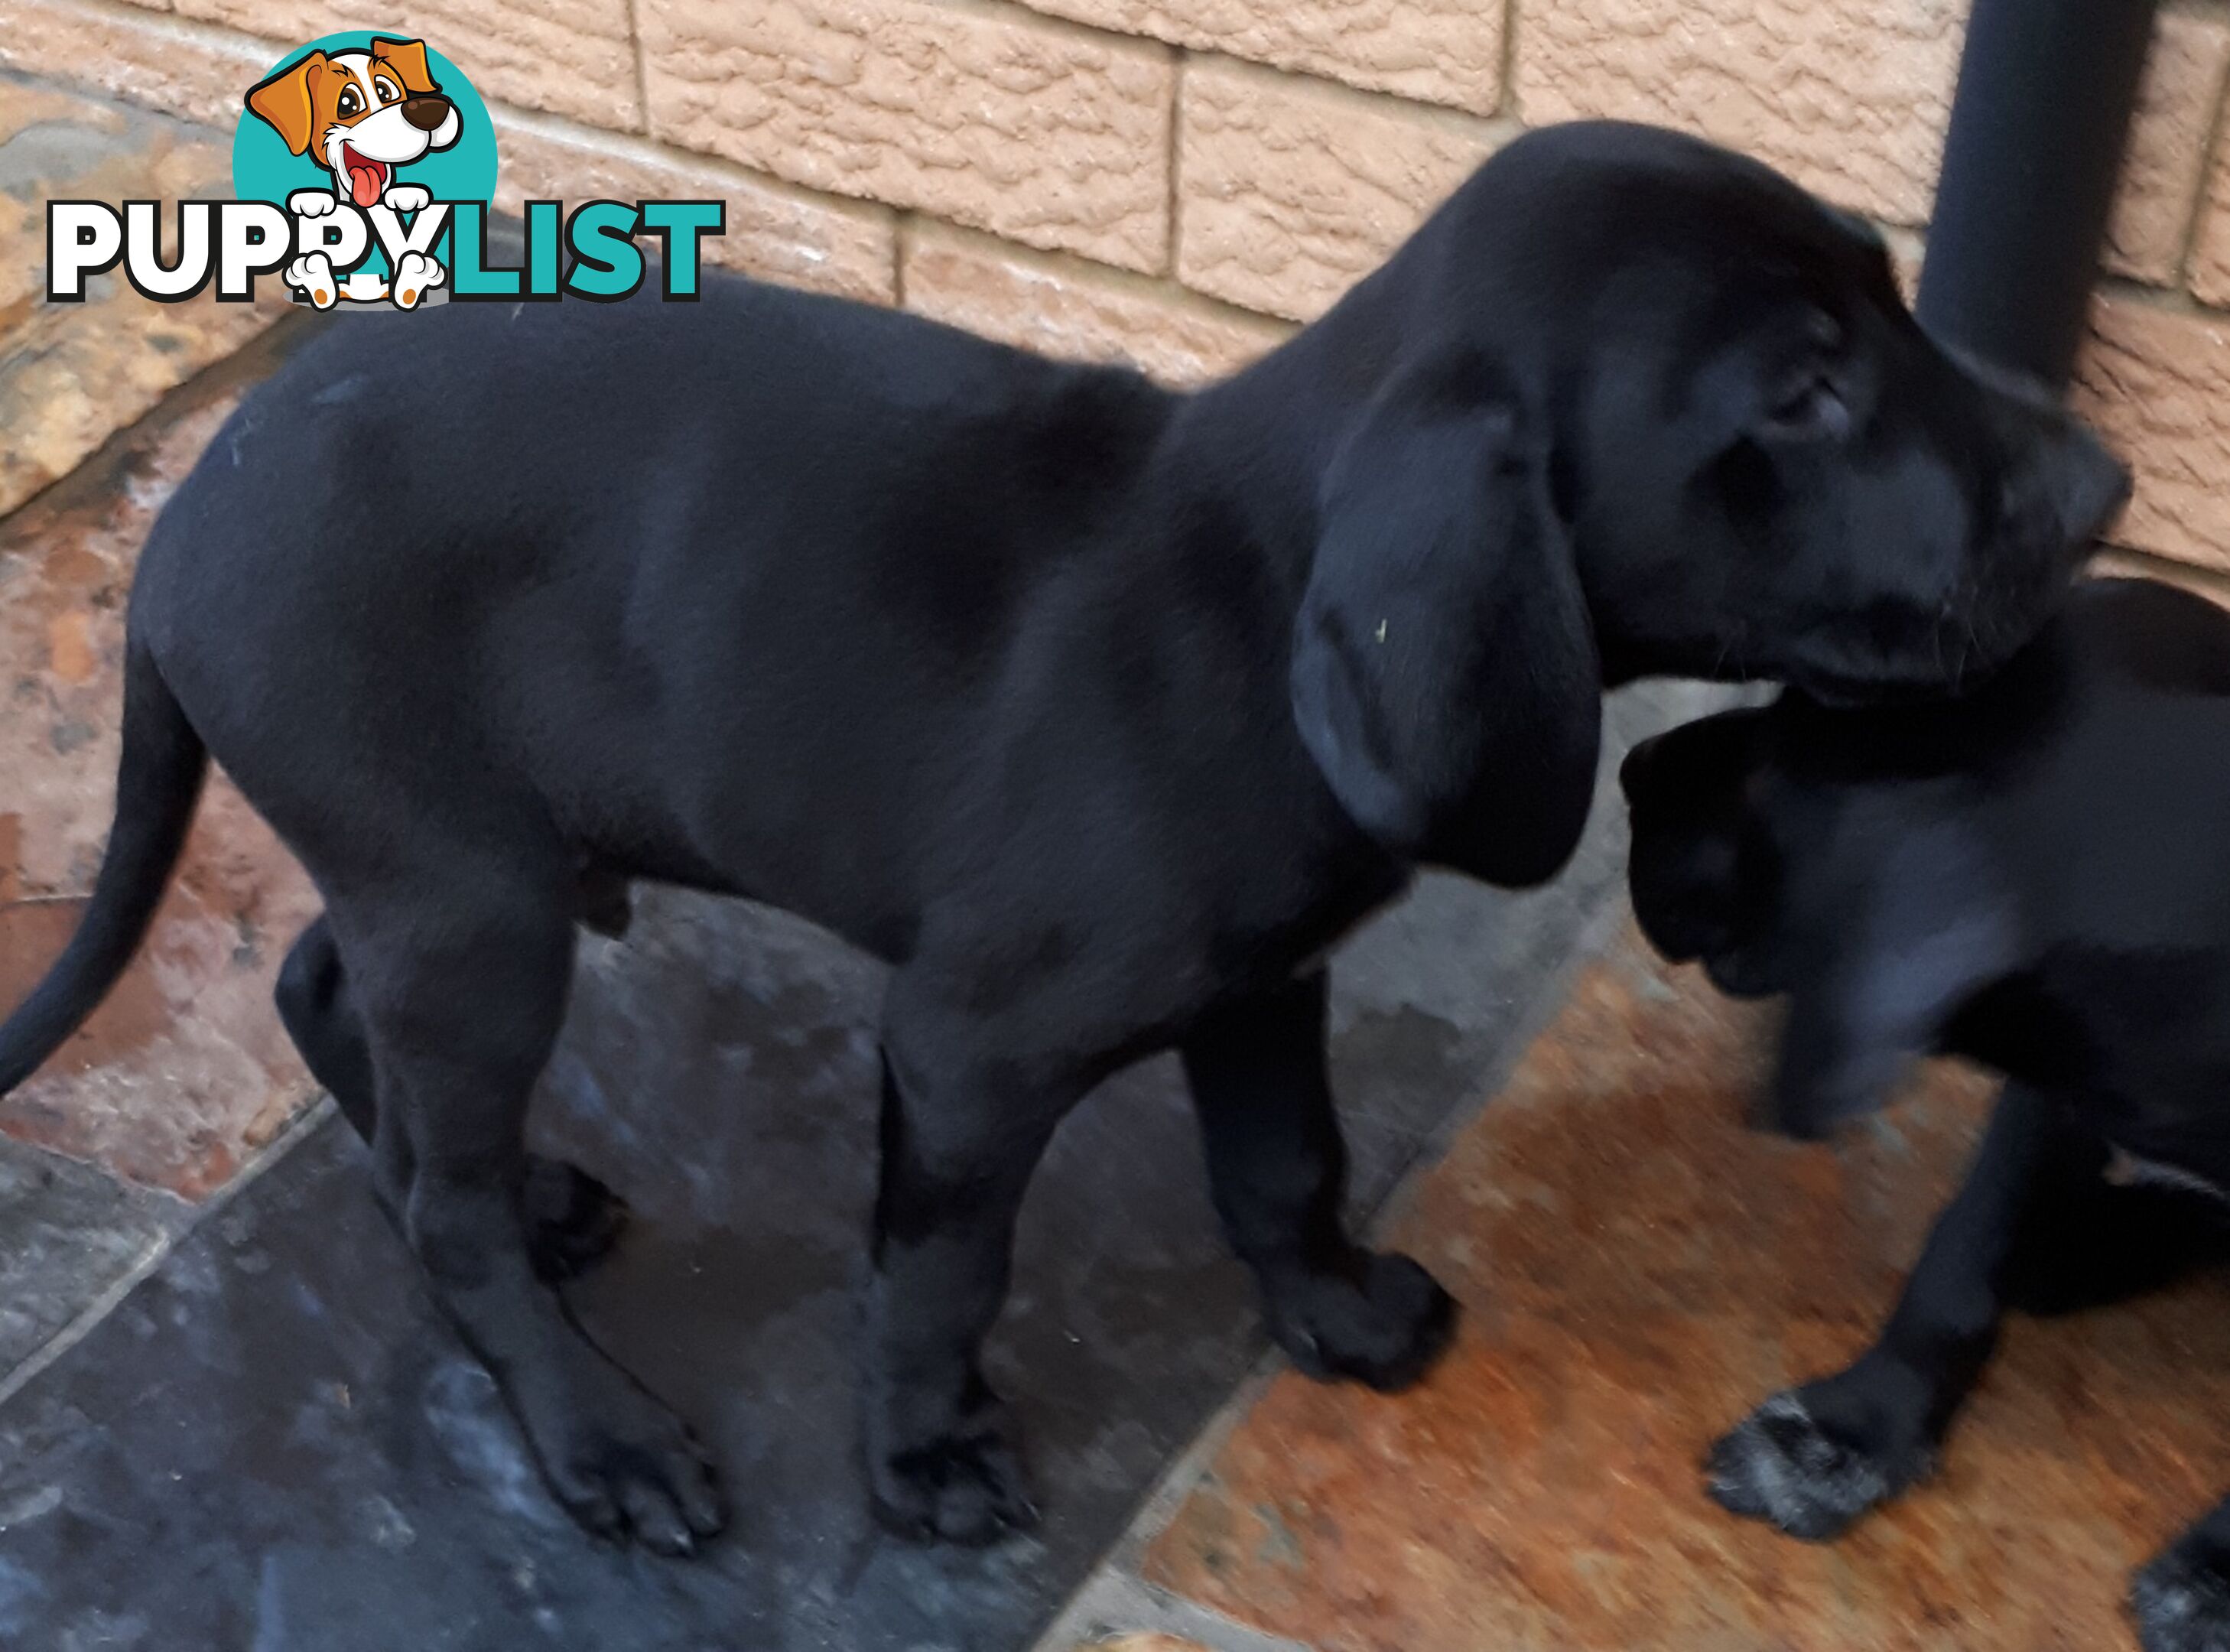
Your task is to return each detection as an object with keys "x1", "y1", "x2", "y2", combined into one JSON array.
[
  {"x1": 1623, "y1": 577, "x2": 2230, "y2": 1652},
  {"x1": 0, "y1": 122, "x2": 2122, "y2": 1552}
]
